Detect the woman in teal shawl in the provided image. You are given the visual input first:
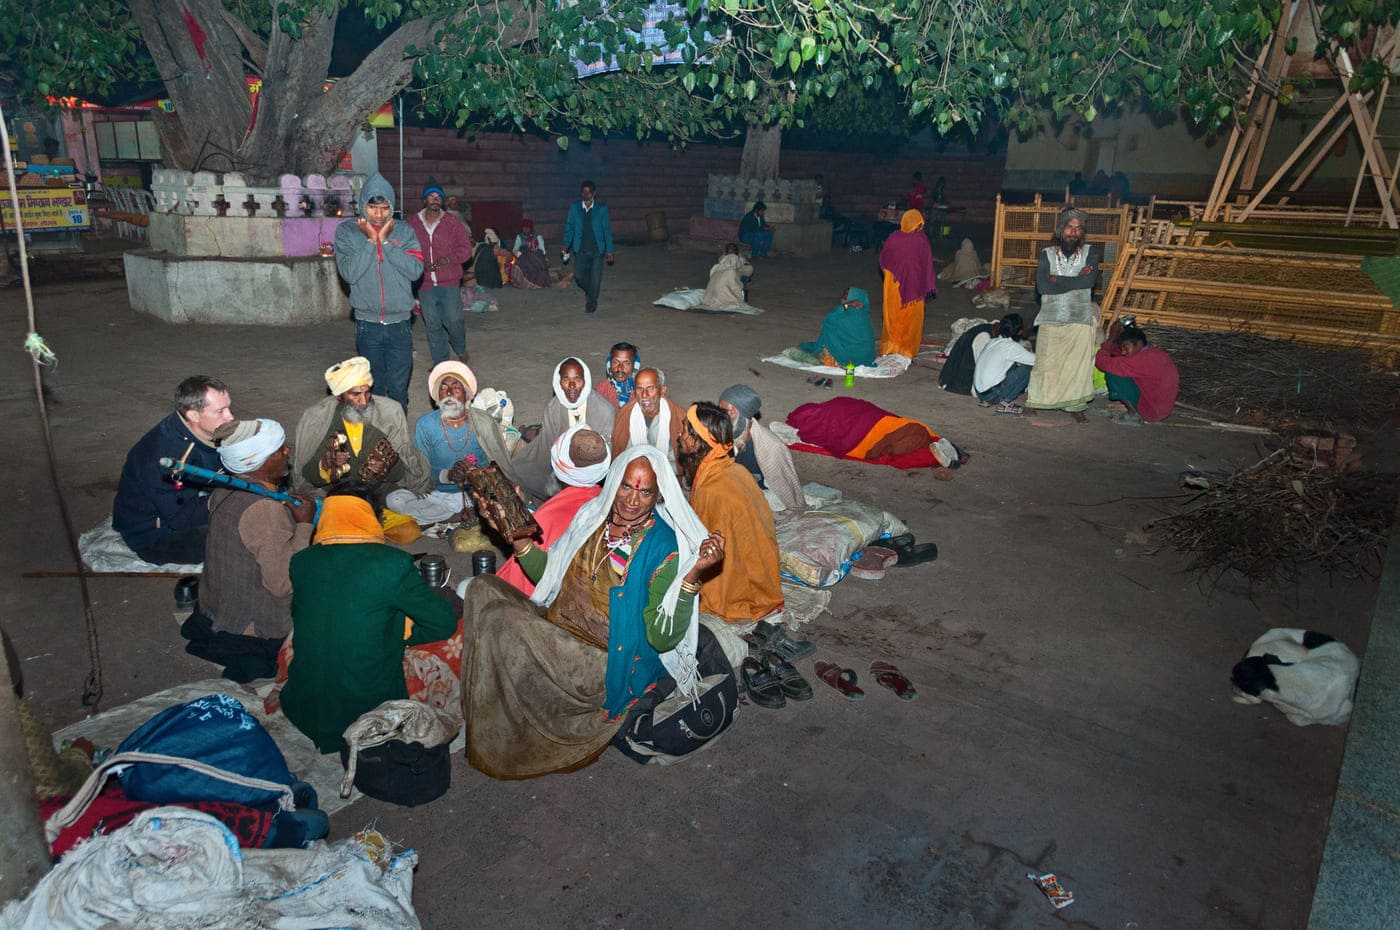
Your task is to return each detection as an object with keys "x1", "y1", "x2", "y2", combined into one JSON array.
[{"x1": 795, "y1": 287, "x2": 876, "y2": 368}]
